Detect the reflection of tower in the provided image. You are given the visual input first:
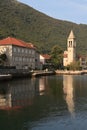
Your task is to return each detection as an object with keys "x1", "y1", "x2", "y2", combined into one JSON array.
[{"x1": 63, "y1": 75, "x2": 75, "y2": 117}]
